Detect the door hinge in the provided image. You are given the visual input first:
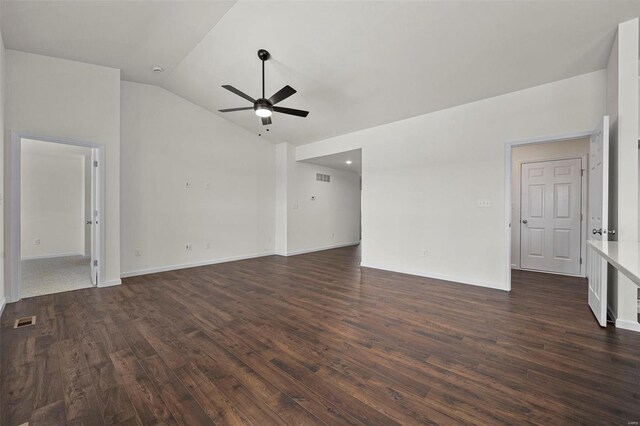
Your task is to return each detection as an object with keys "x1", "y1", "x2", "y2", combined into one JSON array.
[
  {"x1": 581, "y1": 169, "x2": 585, "y2": 176},
  {"x1": 93, "y1": 260, "x2": 98, "y2": 266},
  {"x1": 581, "y1": 213, "x2": 583, "y2": 221},
  {"x1": 93, "y1": 160, "x2": 98, "y2": 167},
  {"x1": 580, "y1": 257, "x2": 583, "y2": 265}
]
